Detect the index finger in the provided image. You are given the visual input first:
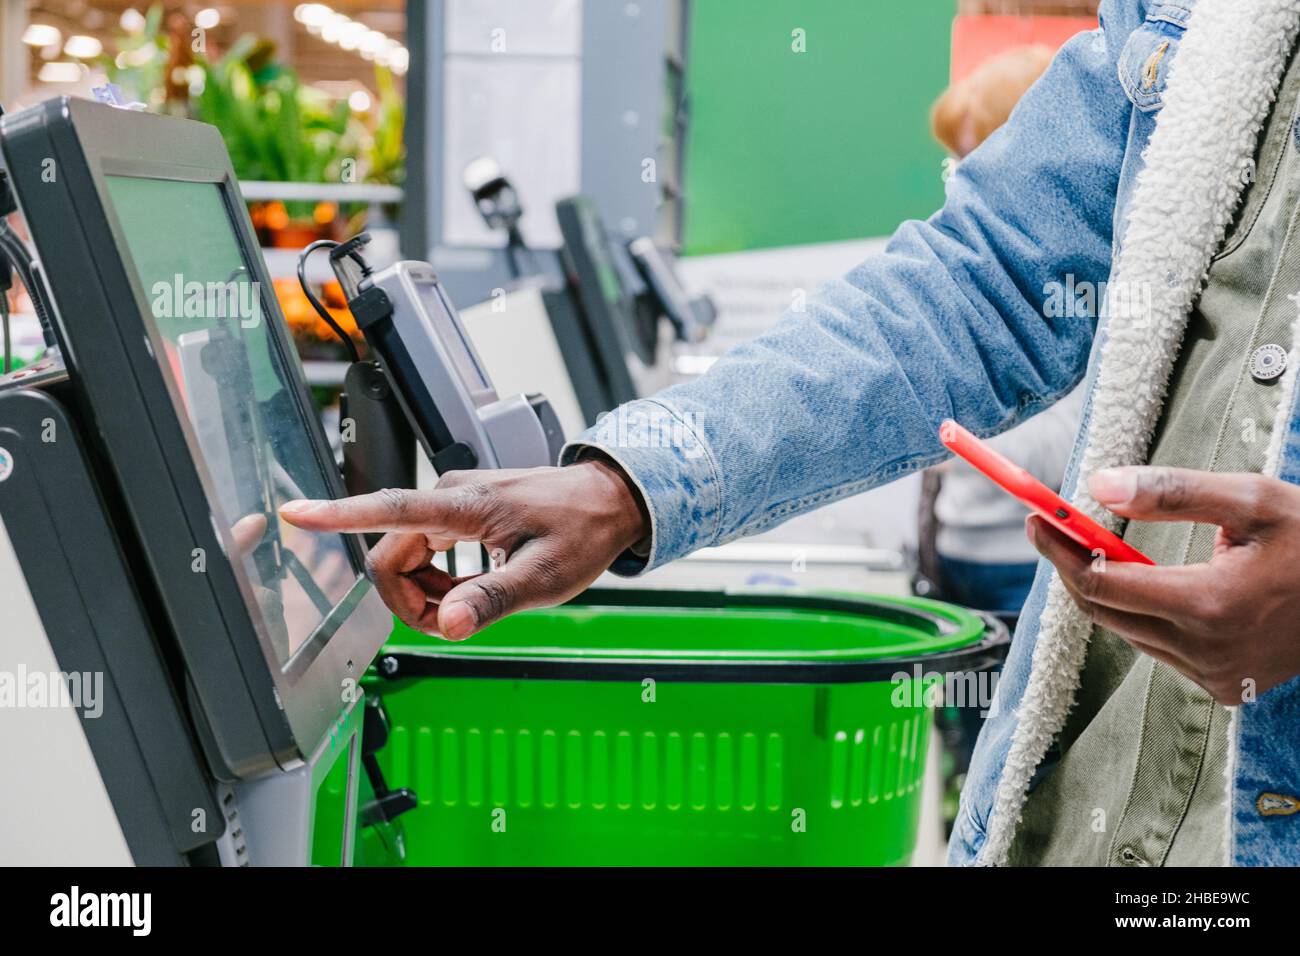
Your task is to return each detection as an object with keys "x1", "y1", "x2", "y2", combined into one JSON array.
[
  {"x1": 279, "y1": 487, "x2": 482, "y2": 536},
  {"x1": 230, "y1": 513, "x2": 268, "y2": 557}
]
